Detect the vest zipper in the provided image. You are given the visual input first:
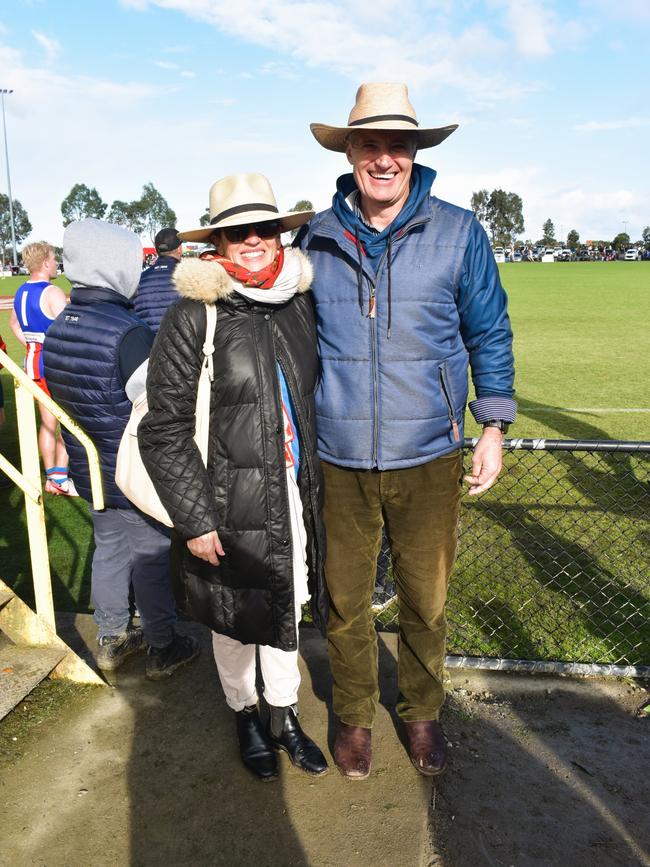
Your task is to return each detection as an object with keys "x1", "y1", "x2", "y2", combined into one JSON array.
[
  {"x1": 439, "y1": 365, "x2": 460, "y2": 442},
  {"x1": 366, "y1": 246, "x2": 391, "y2": 466}
]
